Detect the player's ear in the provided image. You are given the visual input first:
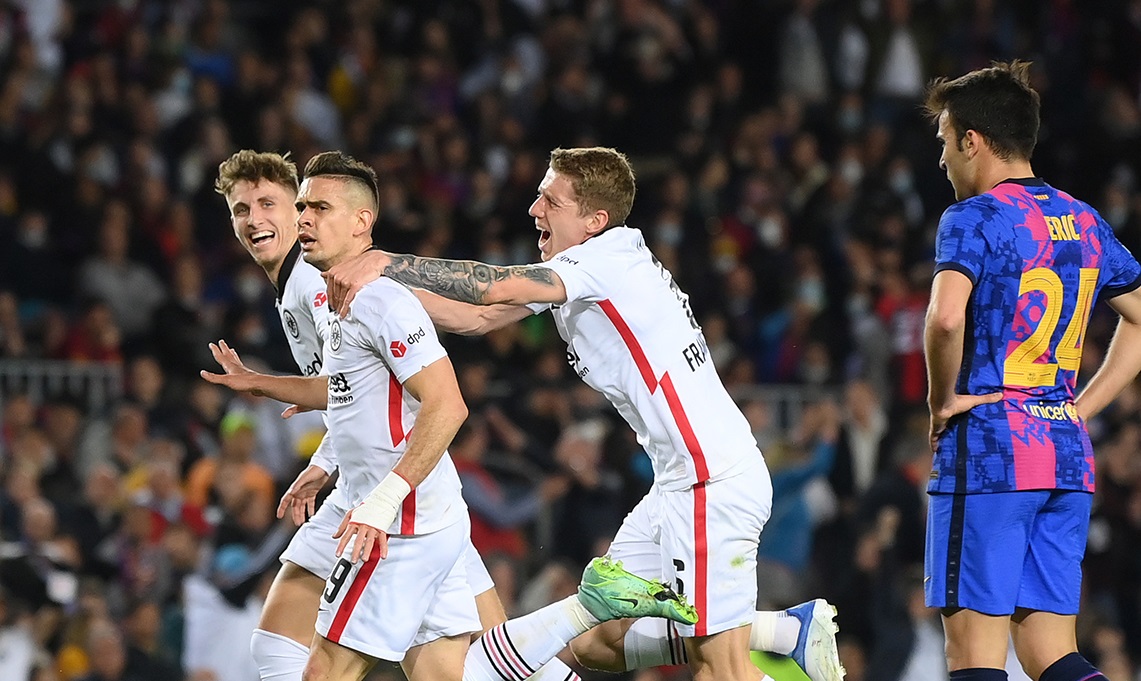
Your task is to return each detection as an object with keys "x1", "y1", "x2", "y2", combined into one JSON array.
[
  {"x1": 354, "y1": 207, "x2": 375, "y2": 238},
  {"x1": 962, "y1": 129, "x2": 983, "y2": 159},
  {"x1": 586, "y1": 208, "x2": 610, "y2": 236}
]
